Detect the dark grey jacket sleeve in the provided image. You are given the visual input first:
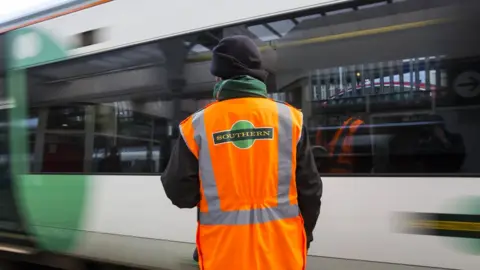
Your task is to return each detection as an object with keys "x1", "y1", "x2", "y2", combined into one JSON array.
[
  {"x1": 296, "y1": 125, "x2": 323, "y2": 248},
  {"x1": 161, "y1": 136, "x2": 201, "y2": 209}
]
